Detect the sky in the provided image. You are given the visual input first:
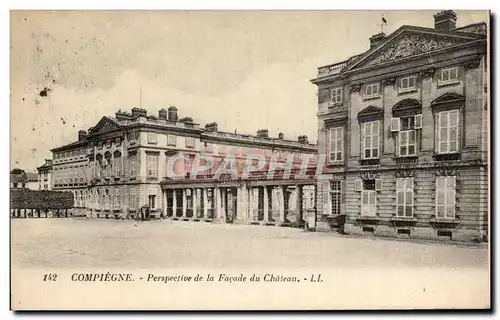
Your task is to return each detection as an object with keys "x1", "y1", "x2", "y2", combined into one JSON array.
[{"x1": 10, "y1": 10, "x2": 488, "y2": 172}]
